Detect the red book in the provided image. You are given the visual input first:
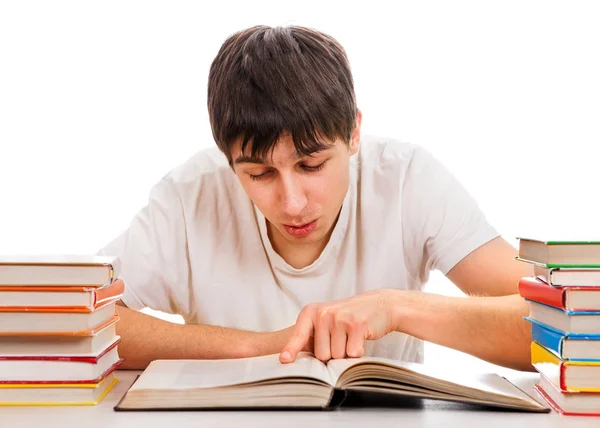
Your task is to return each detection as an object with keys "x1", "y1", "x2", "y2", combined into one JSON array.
[
  {"x1": 0, "y1": 339, "x2": 123, "y2": 384},
  {"x1": 535, "y1": 374, "x2": 600, "y2": 416},
  {"x1": 518, "y1": 277, "x2": 600, "y2": 311}
]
